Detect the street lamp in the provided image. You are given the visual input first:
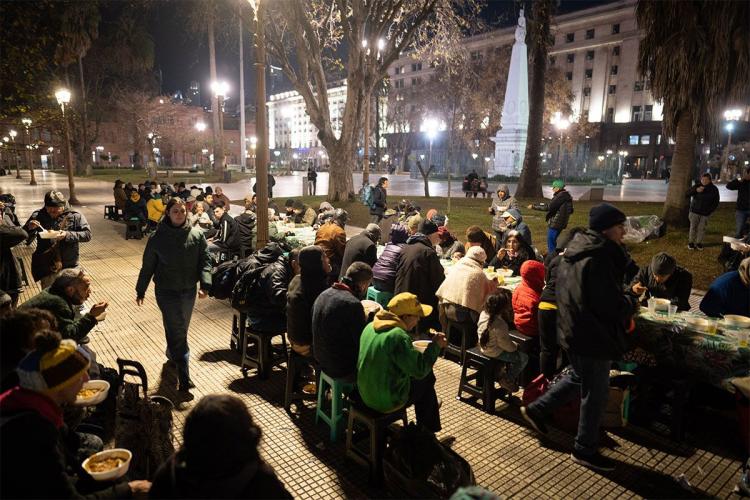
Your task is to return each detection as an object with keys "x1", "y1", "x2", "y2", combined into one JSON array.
[
  {"x1": 210, "y1": 80, "x2": 229, "y2": 172},
  {"x1": 195, "y1": 121, "x2": 207, "y2": 132},
  {"x1": 723, "y1": 108, "x2": 743, "y2": 179},
  {"x1": 551, "y1": 112, "x2": 571, "y2": 177},
  {"x1": 22, "y1": 117, "x2": 36, "y2": 186},
  {"x1": 55, "y1": 88, "x2": 78, "y2": 203},
  {"x1": 8, "y1": 129, "x2": 20, "y2": 179}
]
